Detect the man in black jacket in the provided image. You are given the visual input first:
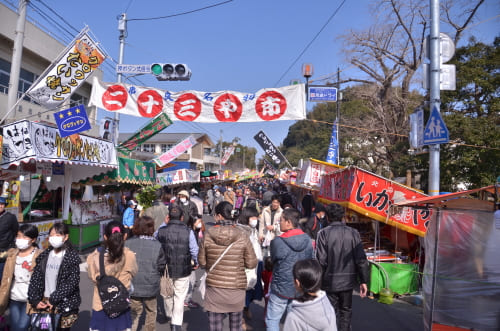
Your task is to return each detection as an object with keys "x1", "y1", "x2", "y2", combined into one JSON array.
[
  {"x1": 157, "y1": 206, "x2": 199, "y2": 331},
  {"x1": 0, "y1": 196, "x2": 18, "y2": 279},
  {"x1": 316, "y1": 203, "x2": 370, "y2": 331}
]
